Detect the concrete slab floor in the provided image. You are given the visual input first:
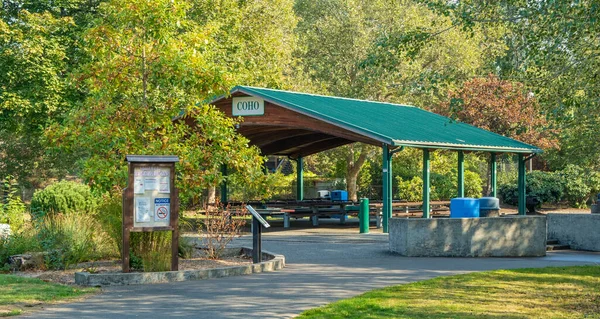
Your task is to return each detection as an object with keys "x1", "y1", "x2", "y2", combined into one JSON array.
[{"x1": 24, "y1": 226, "x2": 600, "y2": 319}]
